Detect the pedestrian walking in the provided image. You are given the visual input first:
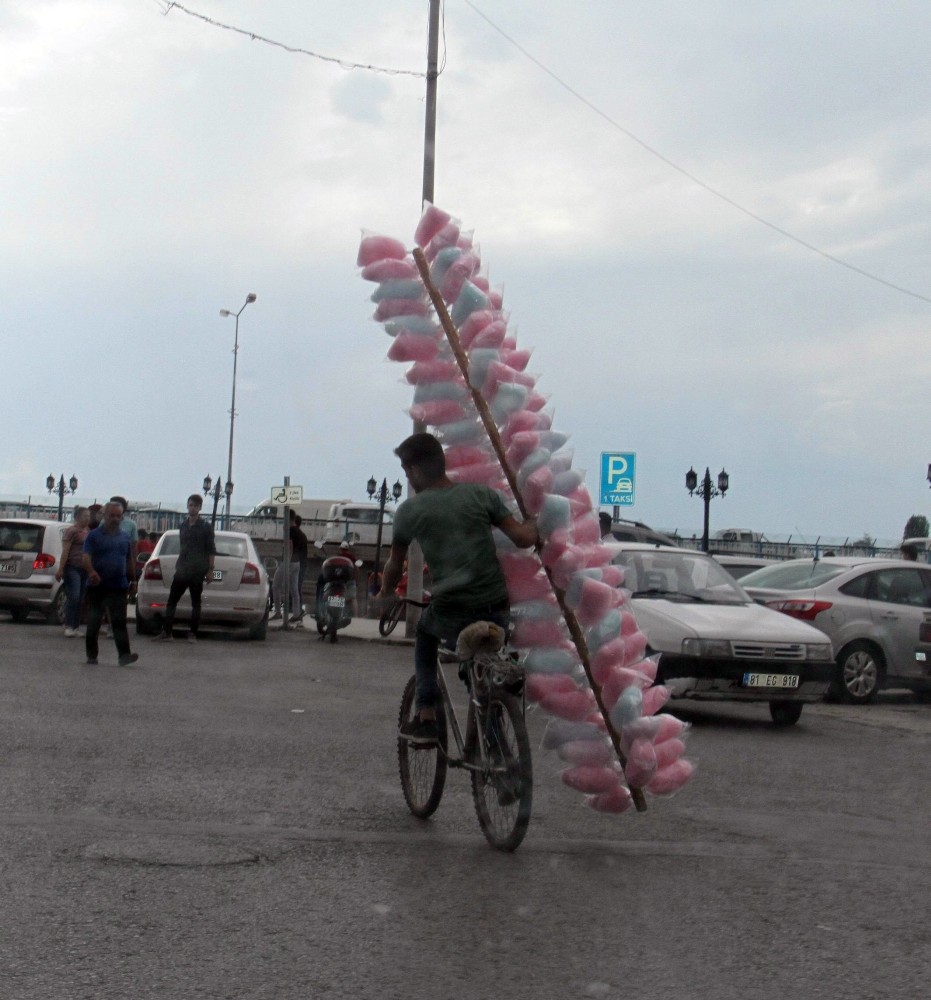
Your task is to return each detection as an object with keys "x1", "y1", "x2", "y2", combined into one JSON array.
[
  {"x1": 270, "y1": 510, "x2": 302, "y2": 621},
  {"x1": 82, "y1": 501, "x2": 139, "y2": 666},
  {"x1": 56, "y1": 505, "x2": 90, "y2": 637},
  {"x1": 290, "y1": 514, "x2": 309, "y2": 622},
  {"x1": 152, "y1": 494, "x2": 216, "y2": 643}
]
